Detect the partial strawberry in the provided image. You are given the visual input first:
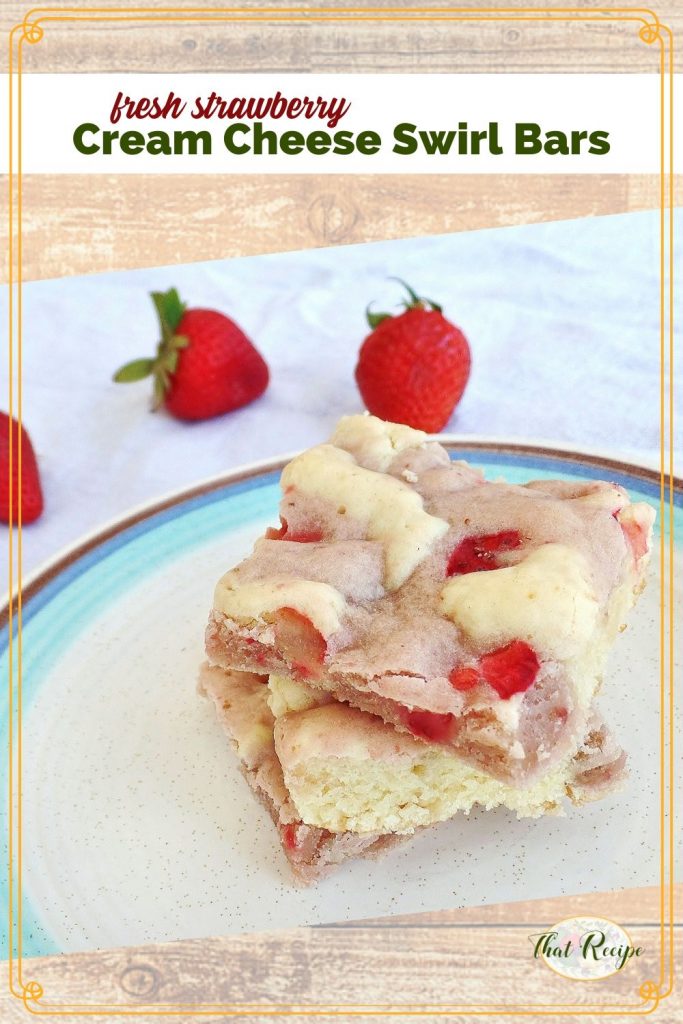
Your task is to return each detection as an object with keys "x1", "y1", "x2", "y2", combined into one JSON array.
[
  {"x1": 0, "y1": 413, "x2": 44, "y2": 525},
  {"x1": 114, "y1": 288, "x2": 269, "y2": 421},
  {"x1": 355, "y1": 279, "x2": 471, "y2": 433}
]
